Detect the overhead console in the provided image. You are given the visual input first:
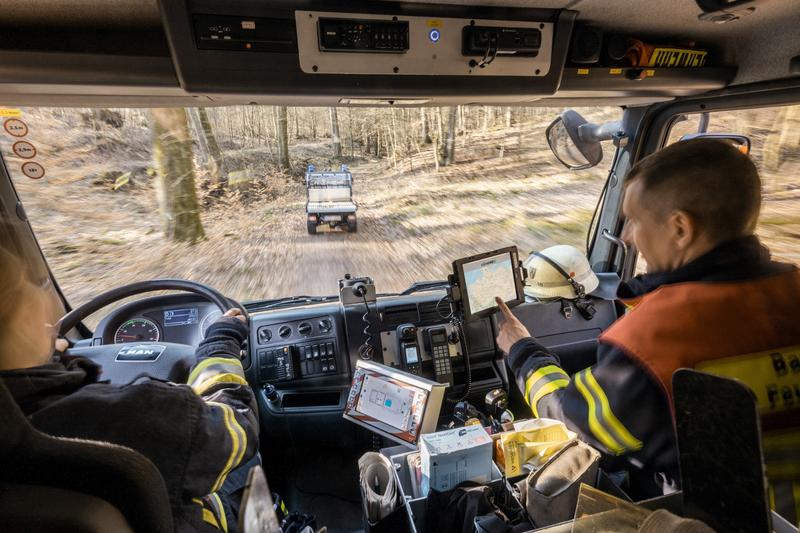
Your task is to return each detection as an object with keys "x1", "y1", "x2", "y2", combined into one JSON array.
[
  {"x1": 158, "y1": 0, "x2": 574, "y2": 100},
  {"x1": 294, "y1": 11, "x2": 554, "y2": 77}
]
